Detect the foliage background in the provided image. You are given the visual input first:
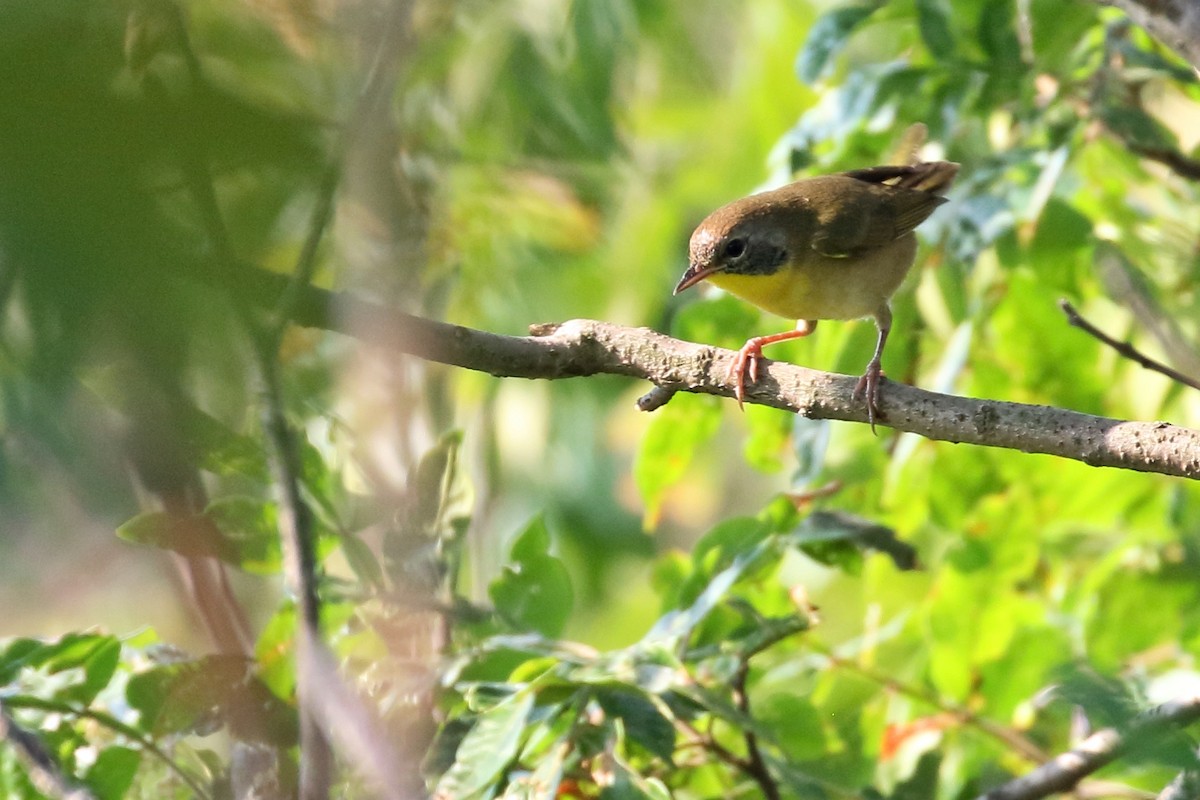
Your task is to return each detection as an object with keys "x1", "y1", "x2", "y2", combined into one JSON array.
[{"x1": 1, "y1": 0, "x2": 1199, "y2": 797}]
